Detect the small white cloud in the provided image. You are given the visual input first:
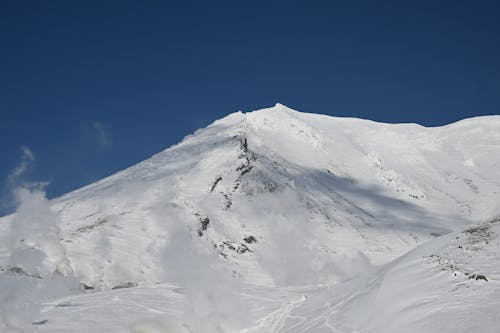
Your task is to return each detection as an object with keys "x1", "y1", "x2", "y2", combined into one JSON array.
[{"x1": 93, "y1": 121, "x2": 112, "y2": 148}]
